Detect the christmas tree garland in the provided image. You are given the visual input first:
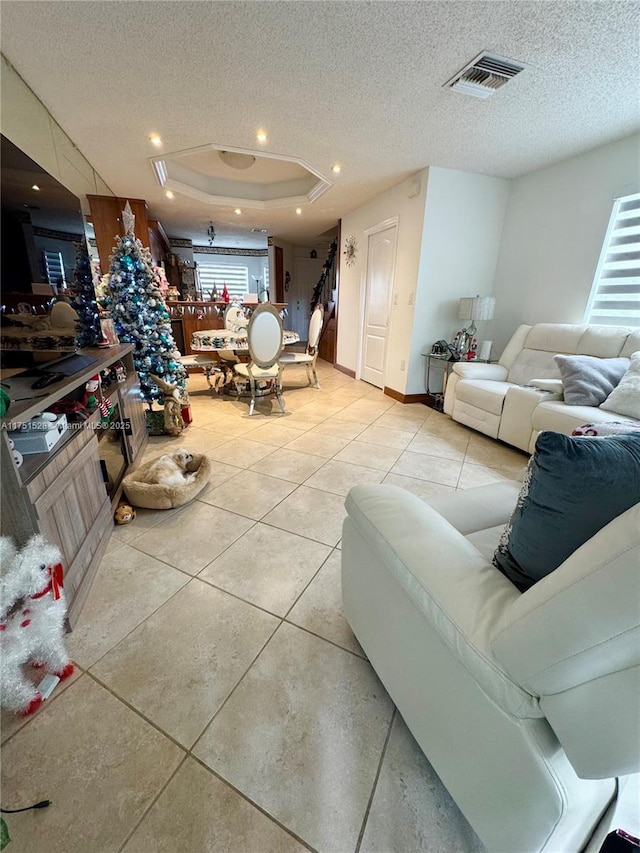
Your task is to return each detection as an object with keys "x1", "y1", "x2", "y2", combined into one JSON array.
[{"x1": 310, "y1": 239, "x2": 338, "y2": 311}]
